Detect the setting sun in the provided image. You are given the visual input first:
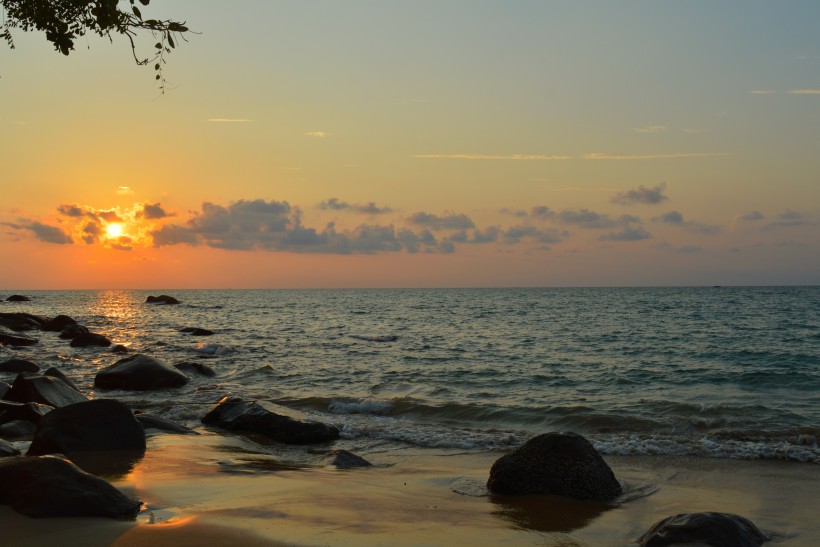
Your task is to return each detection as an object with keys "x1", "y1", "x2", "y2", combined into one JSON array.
[{"x1": 106, "y1": 223, "x2": 123, "y2": 238}]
